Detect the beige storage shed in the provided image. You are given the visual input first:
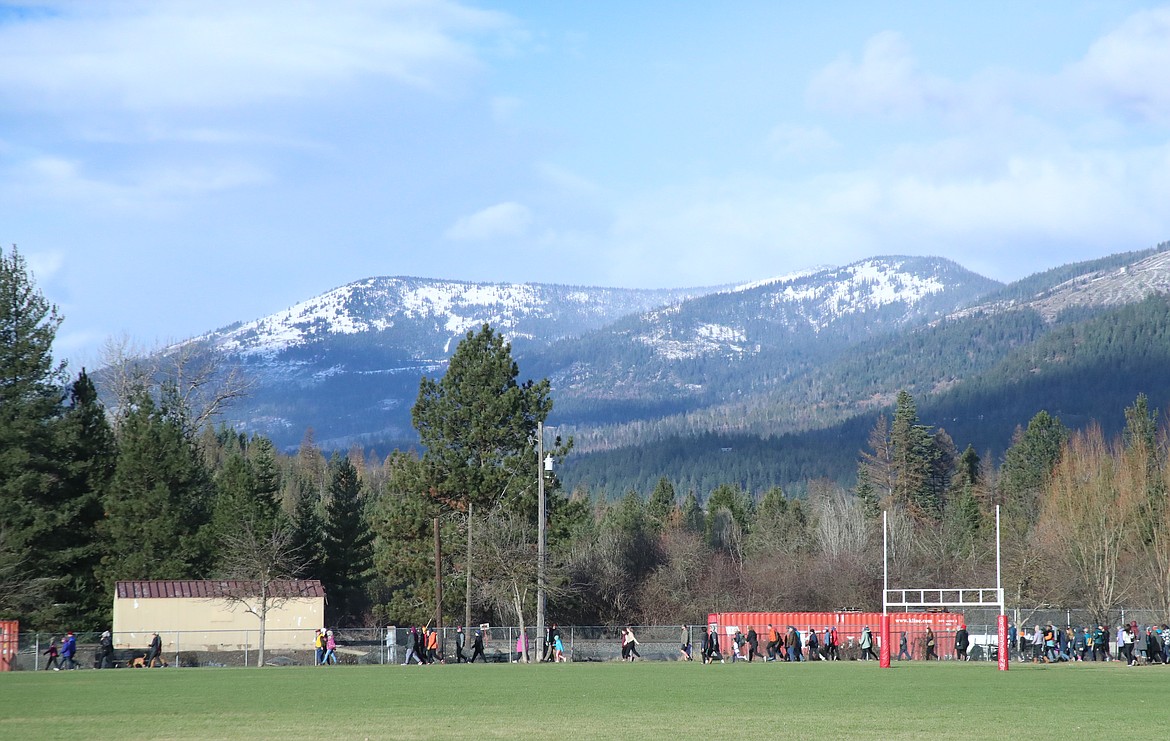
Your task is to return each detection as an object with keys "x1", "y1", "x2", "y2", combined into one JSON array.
[{"x1": 113, "y1": 579, "x2": 326, "y2": 652}]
